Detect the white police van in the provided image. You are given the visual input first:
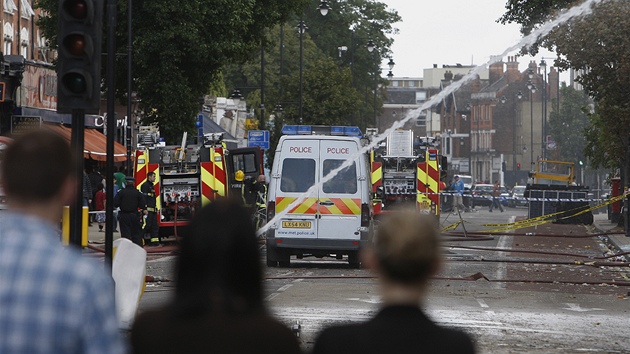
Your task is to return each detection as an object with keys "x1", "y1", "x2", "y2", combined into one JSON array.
[{"x1": 266, "y1": 125, "x2": 373, "y2": 268}]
